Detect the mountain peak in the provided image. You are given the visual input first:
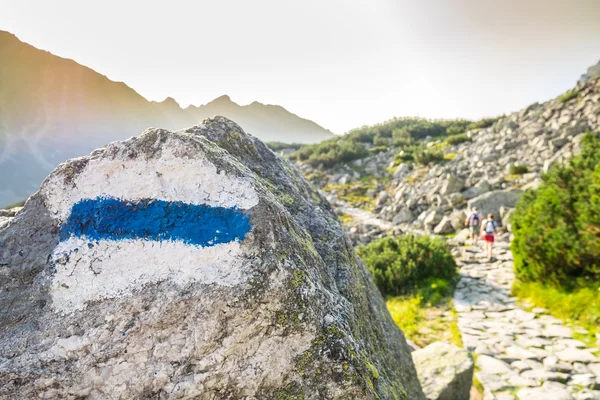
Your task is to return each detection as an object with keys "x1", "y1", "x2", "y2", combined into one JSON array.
[
  {"x1": 160, "y1": 97, "x2": 181, "y2": 107},
  {"x1": 212, "y1": 94, "x2": 232, "y2": 103}
]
